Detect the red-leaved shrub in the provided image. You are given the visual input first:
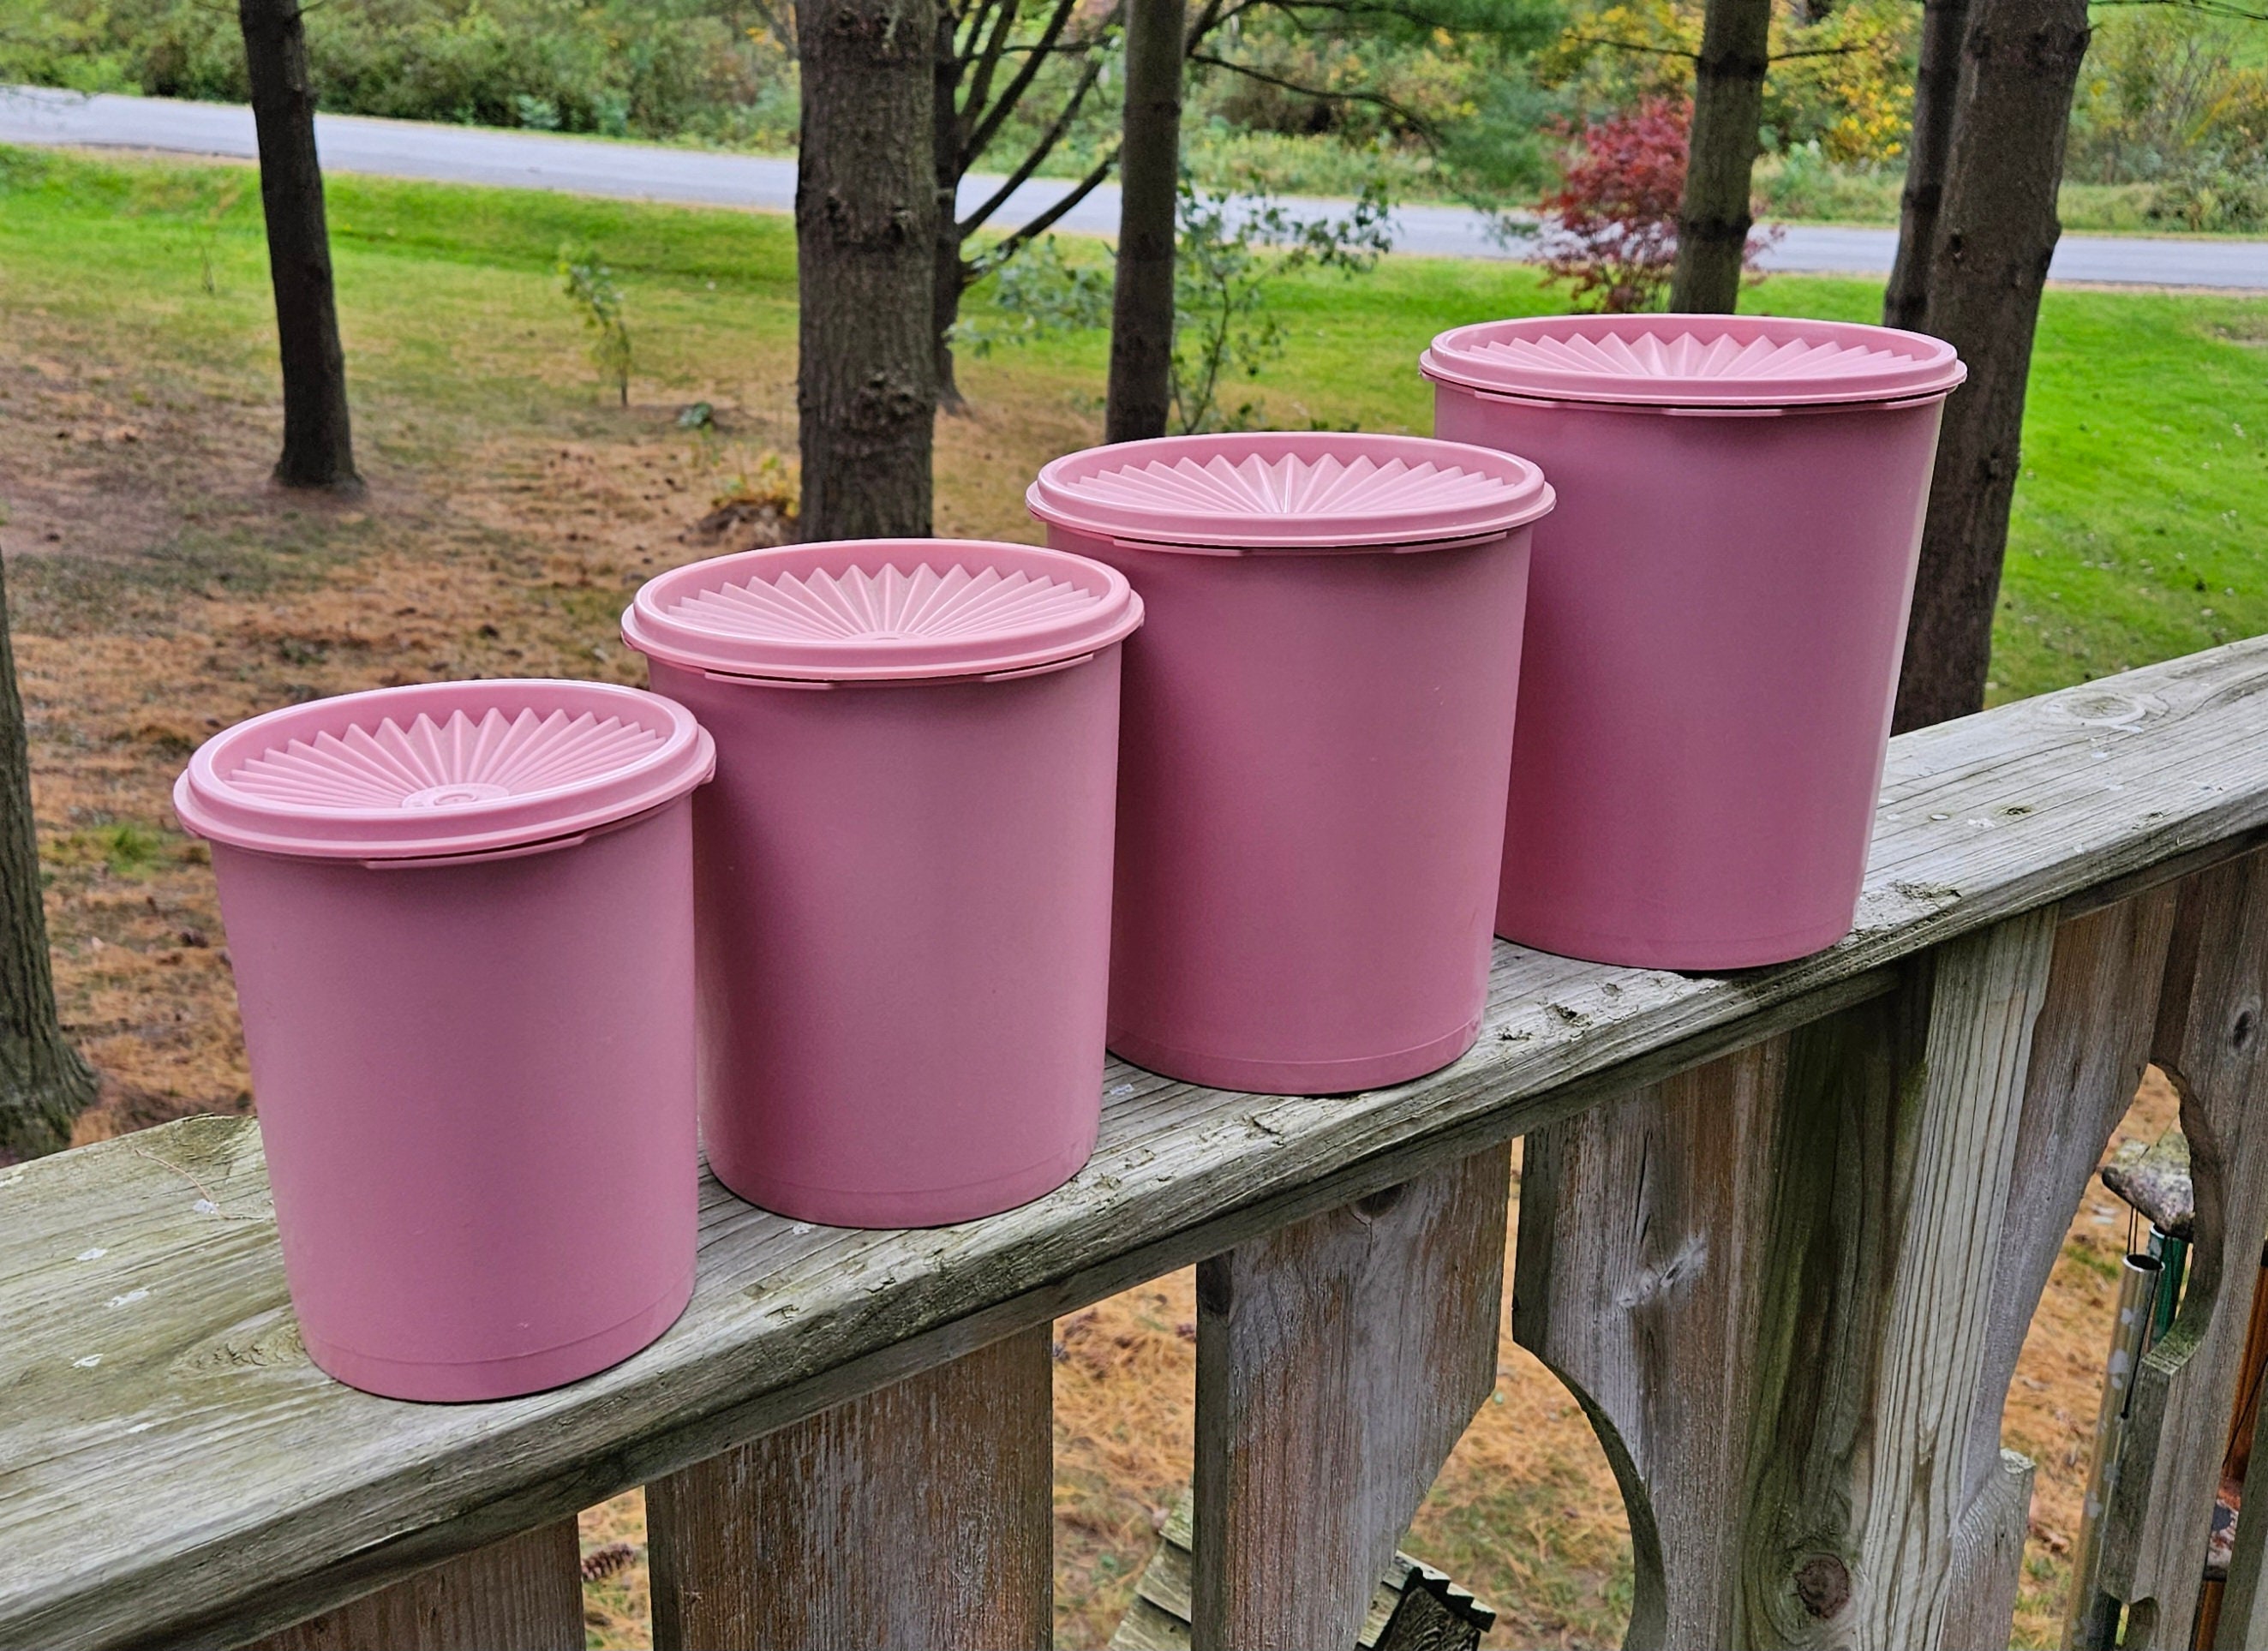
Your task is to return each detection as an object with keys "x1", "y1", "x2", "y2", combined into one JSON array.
[{"x1": 1536, "y1": 98, "x2": 1692, "y2": 313}]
